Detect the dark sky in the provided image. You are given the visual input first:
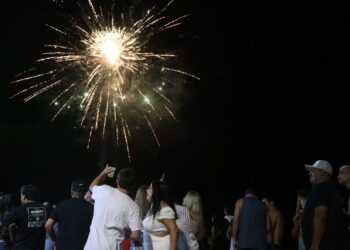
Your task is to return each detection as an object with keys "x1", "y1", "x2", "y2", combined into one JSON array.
[{"x1": 1, "y1": 0, "x2": 350, "y2": 221}]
